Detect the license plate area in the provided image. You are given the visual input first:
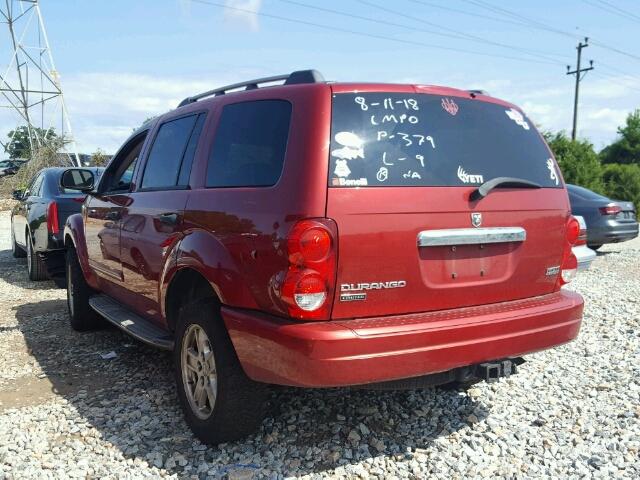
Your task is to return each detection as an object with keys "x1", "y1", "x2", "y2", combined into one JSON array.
[{"x1": 418, "y1": 242, "x2": 518, "y2": 287}]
